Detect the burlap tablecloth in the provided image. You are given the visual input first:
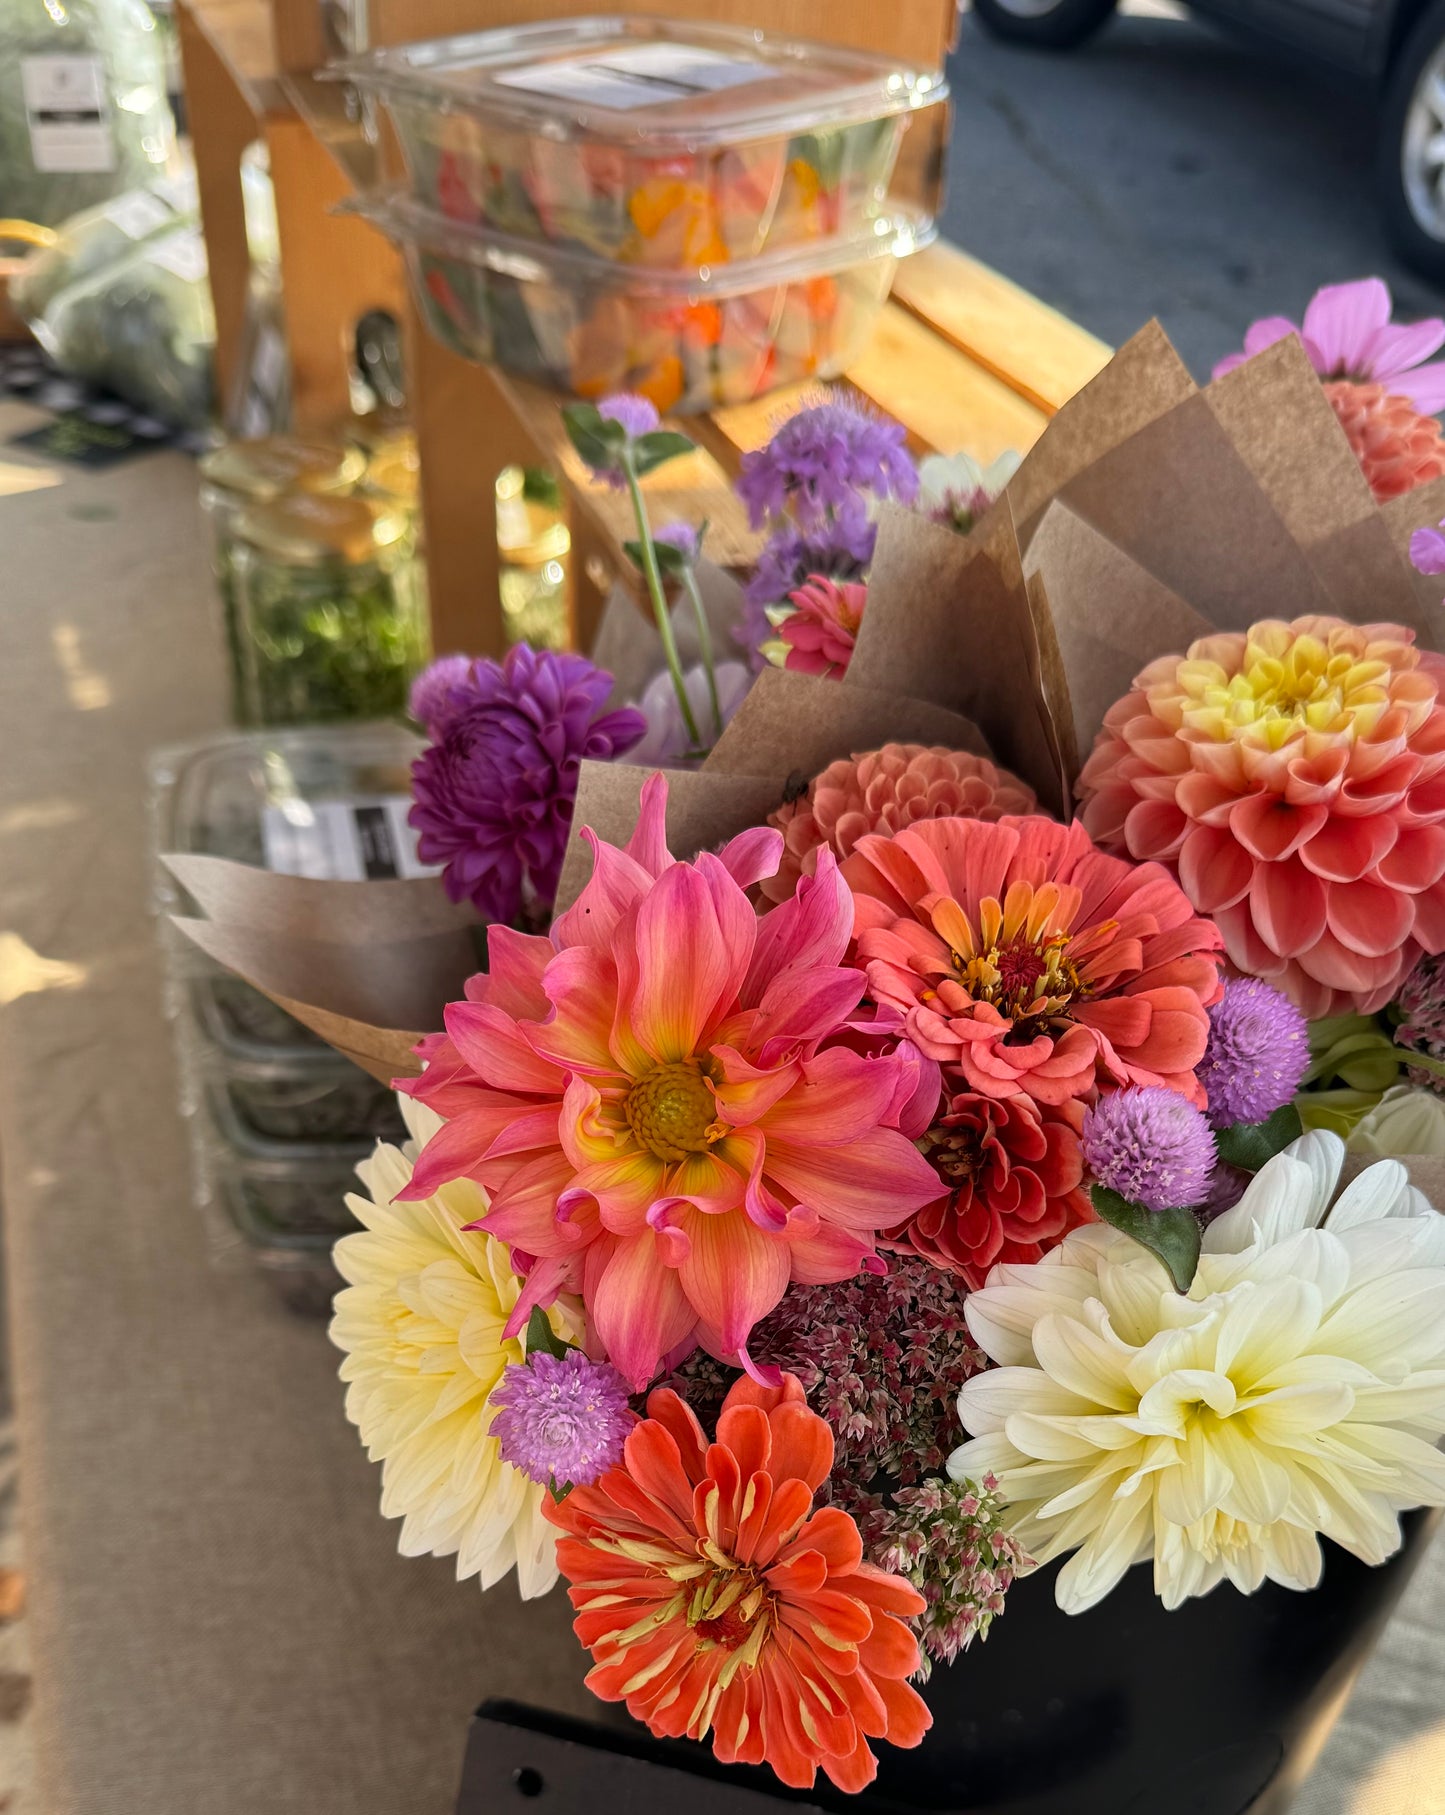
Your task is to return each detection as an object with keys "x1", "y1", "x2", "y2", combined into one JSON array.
[{"x1": 0, "y1": 406, "x2": 1440, "y2": 1813}]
